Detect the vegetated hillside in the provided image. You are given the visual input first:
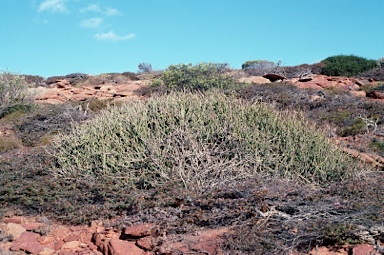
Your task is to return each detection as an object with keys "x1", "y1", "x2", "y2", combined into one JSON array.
[{"x1": 0, "y1": 58, "x2": 384, "y2": 255}]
